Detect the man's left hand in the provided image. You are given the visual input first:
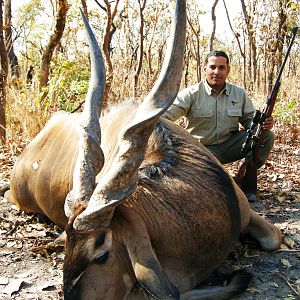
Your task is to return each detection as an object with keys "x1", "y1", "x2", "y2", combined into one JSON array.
[{"x1": 262, "y1": 116, "x2": 275, "y2": 130}]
